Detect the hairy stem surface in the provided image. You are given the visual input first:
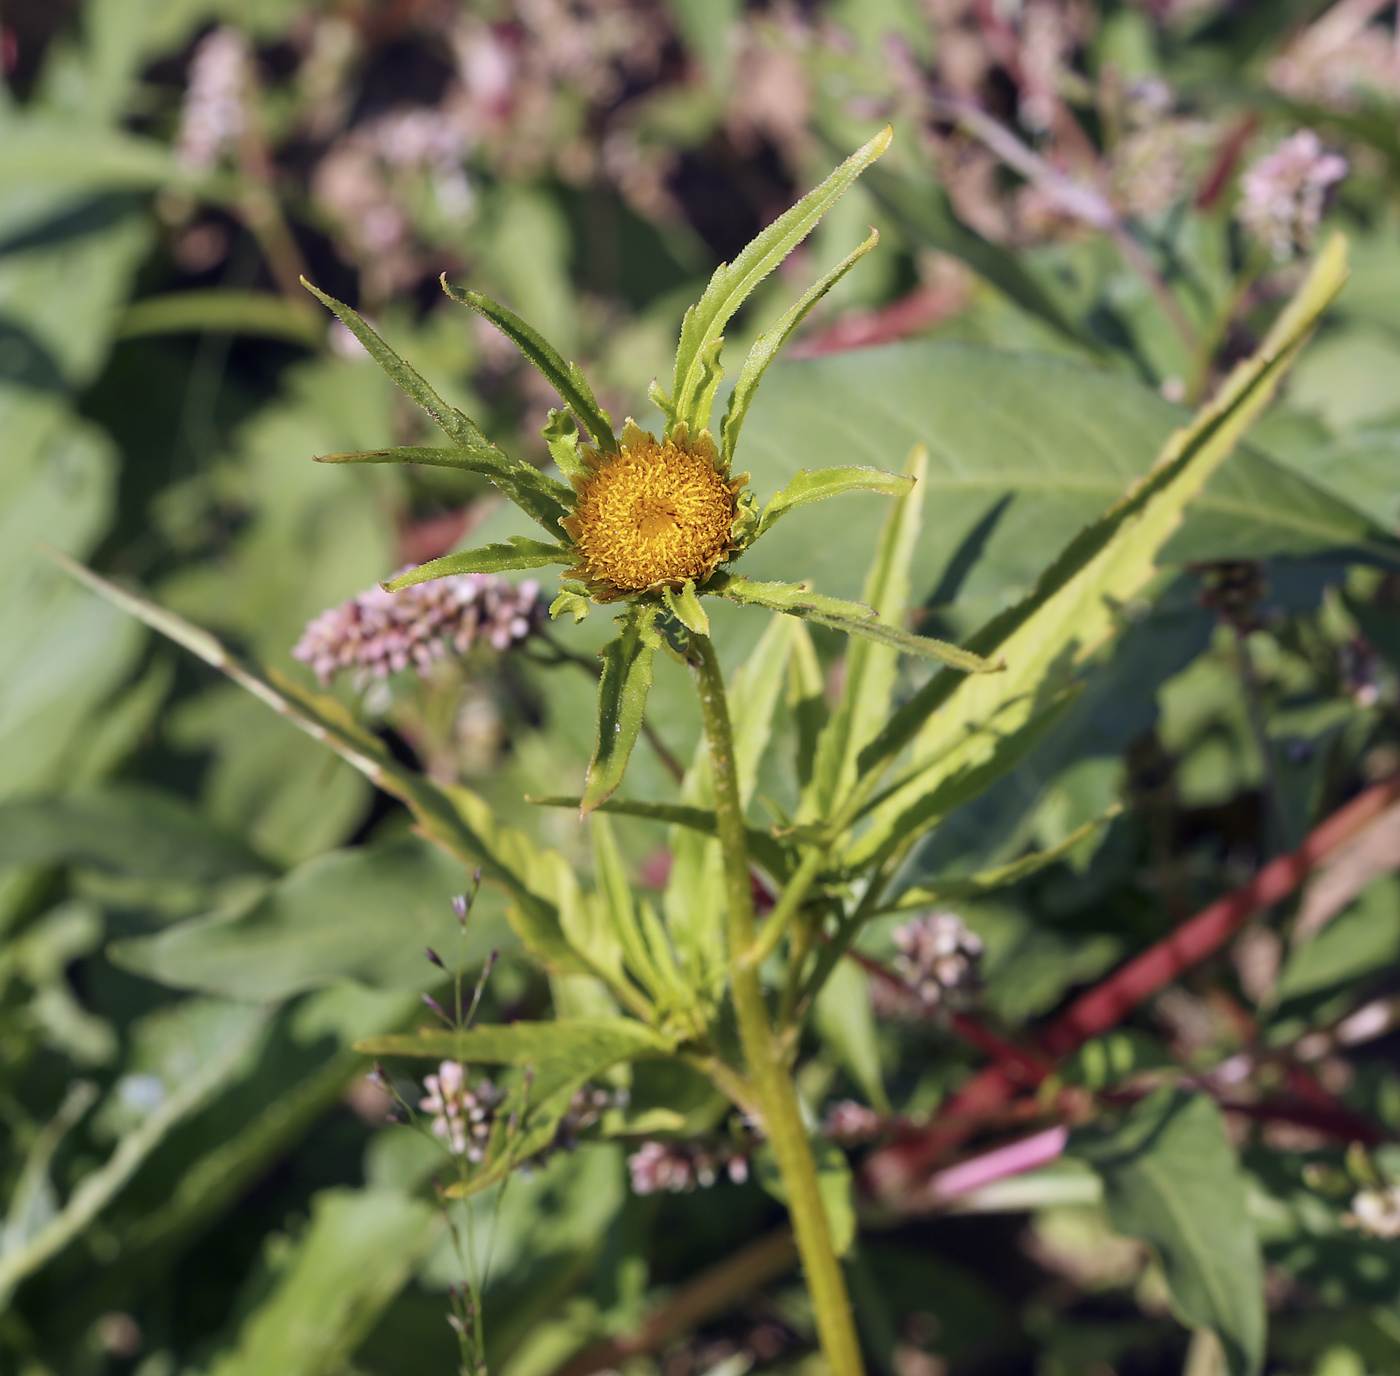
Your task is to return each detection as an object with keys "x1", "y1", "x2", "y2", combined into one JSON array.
[{"x1": 688, "y1": 633, "x2": 865, "y2": 1376}]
